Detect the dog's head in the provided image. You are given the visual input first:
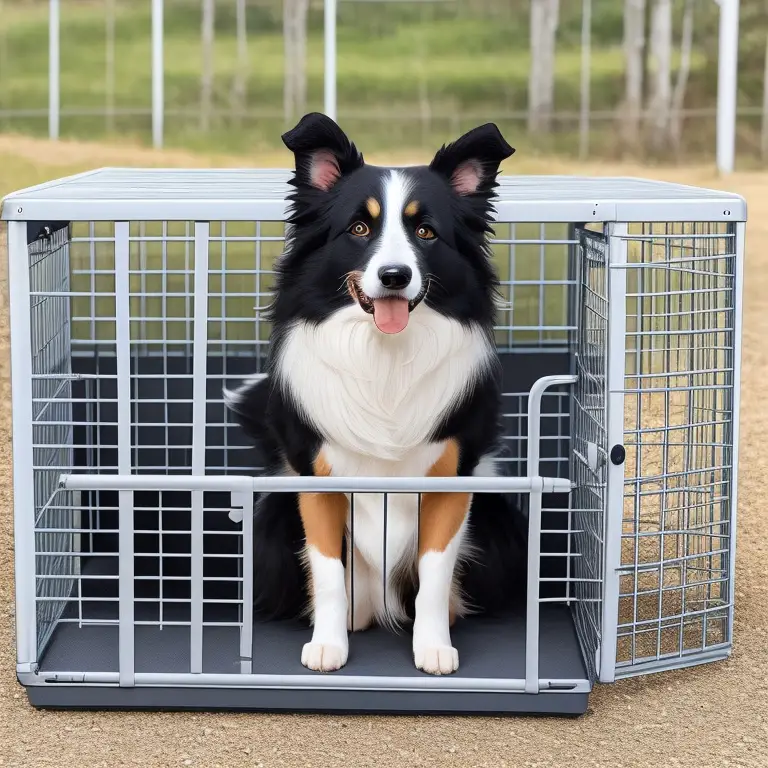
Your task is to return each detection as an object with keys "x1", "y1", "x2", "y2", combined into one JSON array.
[{"x1": 270, "y1": 112, "x2": 514, "y2": 334}]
